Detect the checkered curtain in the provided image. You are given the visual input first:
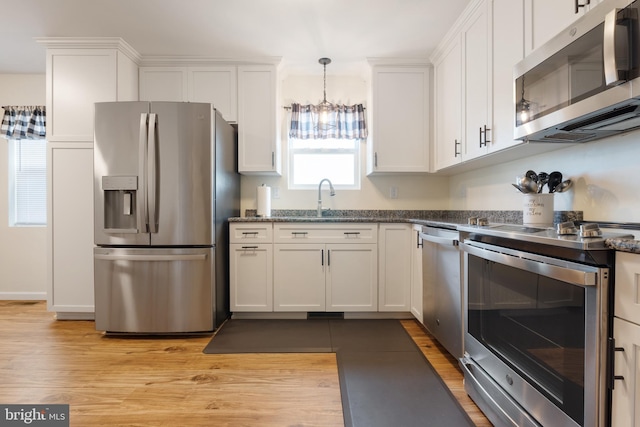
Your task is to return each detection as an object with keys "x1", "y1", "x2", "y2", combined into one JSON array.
[
  {"x1": 289, "y1": 103, "x2": 367, "y2": 140},
  {"x1": 1, "y1": 106, "x2": 46, "y2": 140}
]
